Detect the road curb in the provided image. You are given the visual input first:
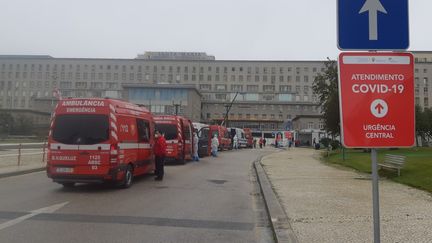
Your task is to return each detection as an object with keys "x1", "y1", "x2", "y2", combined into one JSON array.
[
  {"x1": 0, "y1": 167, "x2": 45, "y2": 179},
  {"x1": 253, "y1": 155, "x2": 298, "y2": 243}
]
